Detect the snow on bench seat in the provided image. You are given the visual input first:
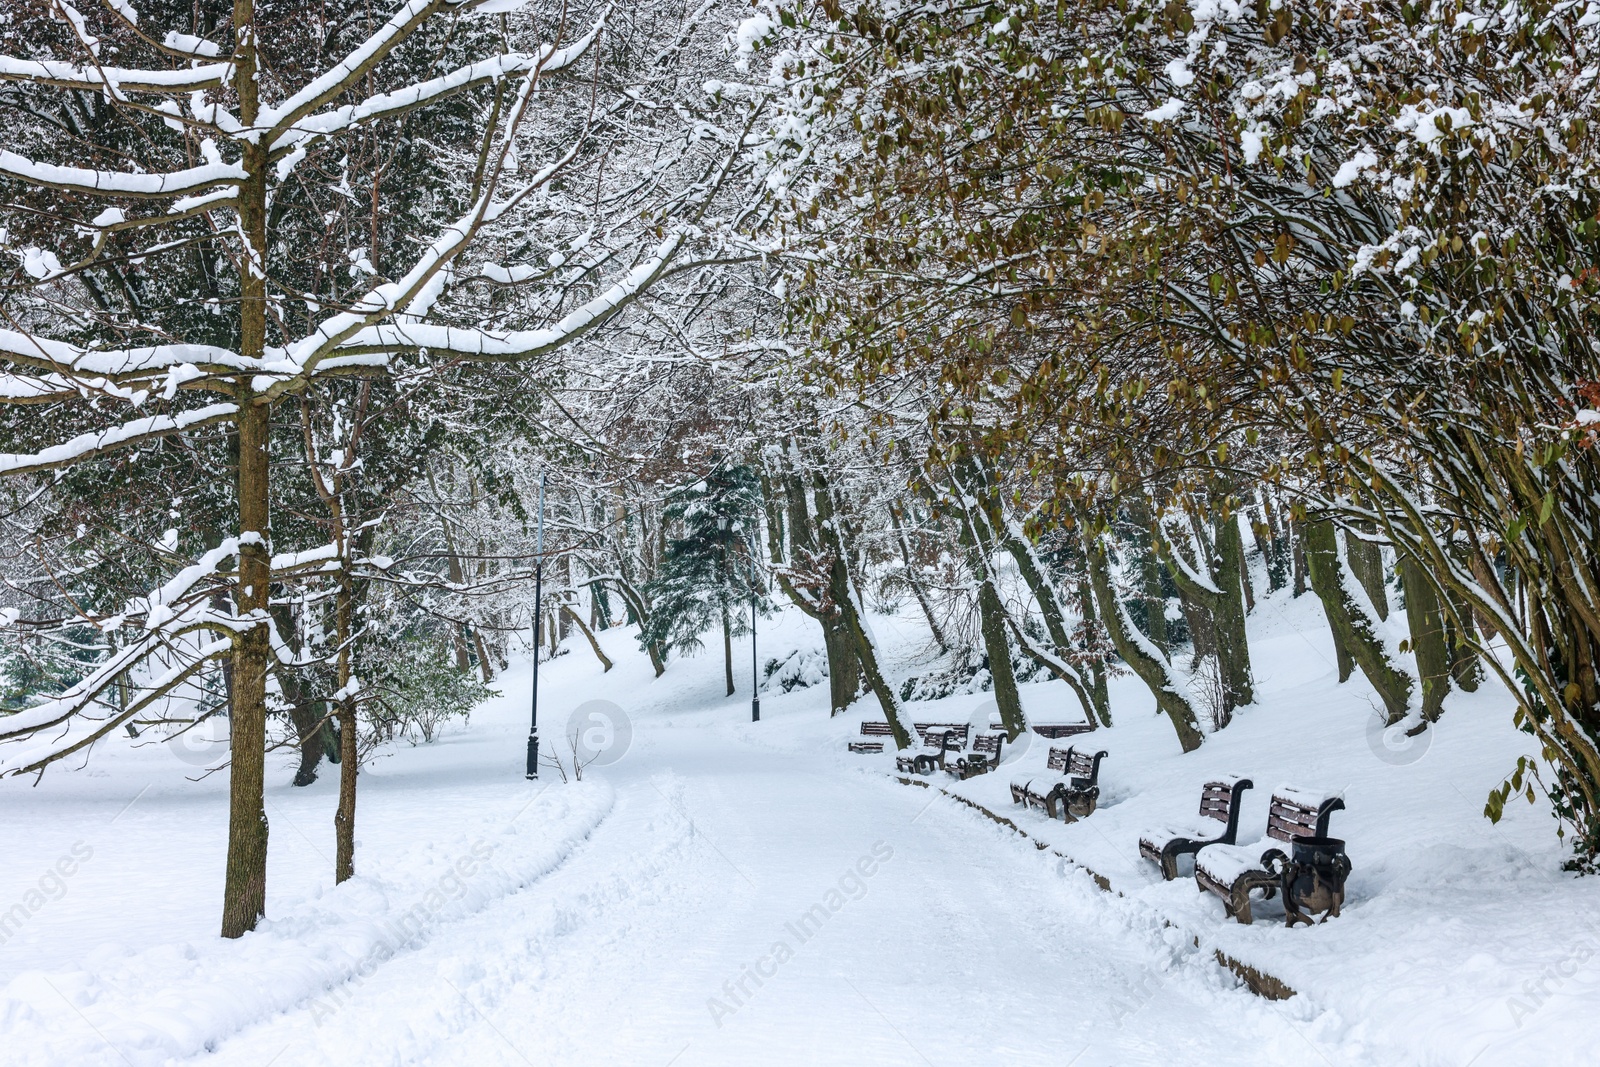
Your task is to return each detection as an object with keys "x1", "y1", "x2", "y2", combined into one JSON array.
[
  {"x1": 1195, "y1": 841, "x2": 1269, "y2": 888},
  {"x1": 1138, "y1": 777, "x2": 1254, "y2": 881},
  {"x1": 1193, "y1": 787, "x2": 1345, "y2": 924}
]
